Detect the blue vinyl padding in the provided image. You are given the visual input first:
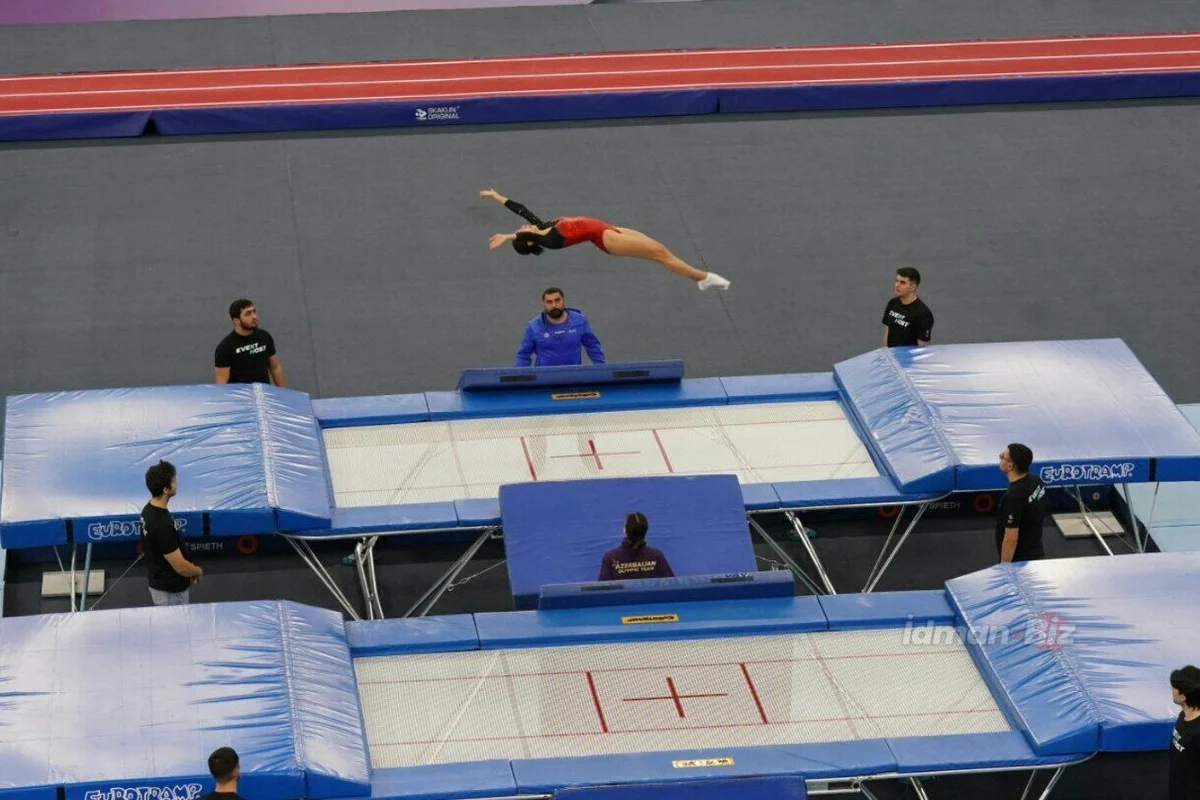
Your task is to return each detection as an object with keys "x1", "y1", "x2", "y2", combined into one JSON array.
[
  {"x1": 316, "y1": 503, "x2": 461, "y2": 536},
  {"x1": 152, "y1": 90, "x2": 719, "y2": 137},
  {"x1": 426, "y1": 377, "x2": 728, "y2": 420},
  {"x1": 949, "y1": 552, "x2": 1200, "y2": 753},
  {"x1": 0, "y1": 111, "x2": 150, "y2": 142},
  {"x1": 538, "y1": 570, "x2": 793, "y2": 610},
  {"x1": 313, "y1": 393, "x2": 430, "y2": 427},
  {"x1": 0, "y1": 601, "x2": 368, "y2": 800},
  {"x1": 719, "y1": 373, "x2": 839, "y2": 403},
  {"x1": 475, "y1": 596, "x2": 826, "y2": 648},
  {"x1": 832, "y1": 349, "x2": 956, "y2": 495},
  {"x1": 741, "y1": 483, "x2": 783, "y2": 511},
  {"x1": 499, "y1": 475, "x2": 755, "y2": 610},
  {"x1": 716, "y1": 72, "x2": 1200, "y2": 116},
  {"x1": 556, "y1": 776, "x2": 807, "y2": 800},
  {"x1": 818, "y1": 590, "x2": 953, "y2": 630},
  {"x1": 457, "y1": 361, "x2": 684, "y2": 391},
  {"x1": 370, "y1": 762, "x2": 518, "y2": 800},
  {"x1": 512, "y1": 740, "x2": 896, "y2": 793},
  {"x1": 454, "y1": 499, "x2": 502, "y2": 528},
  {"x1": 887, "y1": 732, "x2": 1087, "y2": 773},
  {"x1": 0, "y1": 788, "x2": 54, "y2": 800},
  {"x1": 345, "y1": 614, "x2": 480, "y2": 656},
  {"x1": 258, "y1": 386, "x2": 335, "y2": 532},
  {"x1": 772, "y1": 476, "x2": 939, "y2": 510}
]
